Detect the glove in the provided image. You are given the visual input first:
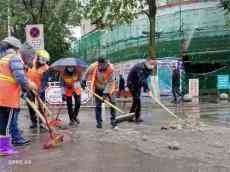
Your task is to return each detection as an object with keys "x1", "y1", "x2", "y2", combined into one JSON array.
[
  {"x1": 21, "y1": 91, "x2": 34, "y2": 100},
  {"x1": 73, "y1": 91, "x2": 78, "y2": 97},
  {"x1": 21, "y1": 92, "x2": 27, "y2": 100},
  {"x1": 28, "y1": 80, "x2": 37, "y2": 91},
  {"x1": 102, "y1": 93, "x2": 110, "y2": 101},
  {"x1": 81, "y1": 80, "x2": 87, "y2": 90},
  {"x1": 62, "y1": 95, "x2": 67, "y2": 102}
]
